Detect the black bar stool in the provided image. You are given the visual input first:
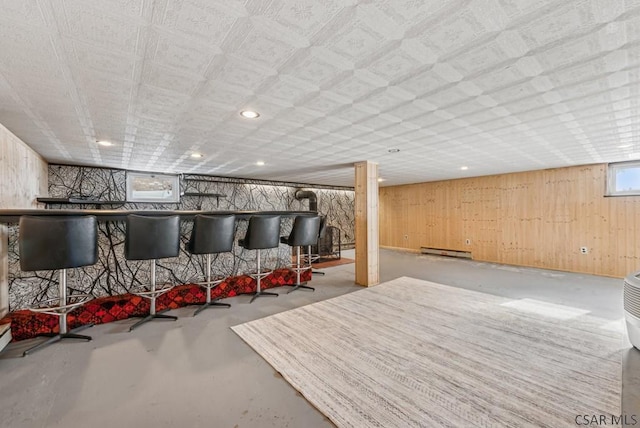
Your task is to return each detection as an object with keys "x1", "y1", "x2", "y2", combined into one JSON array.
[
  {"x1": 187, "y1": 214, "x2": 236, "y2": 316},
  {"x1": 306, "y1": 216, "x2": 327, "y2": 276},
  {"x1": 238, "y1": 215, "x2": 281, "y2": 303},
  {"x1": 280, "y1": 215, "x2": 321, "y2": 293},
  {"x1": 19, "y1": 215, "x2": 98, "y2": 356},
  {"x1": 125, "y1": 215, "x2": 180, "y2": 331}
]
